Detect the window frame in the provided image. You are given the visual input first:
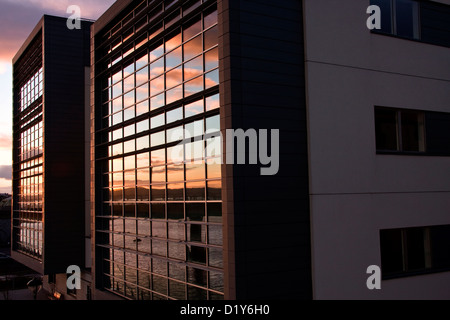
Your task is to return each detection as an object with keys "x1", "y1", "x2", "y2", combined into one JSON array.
[{"x1": 375, "y1": 106, "x2": 427, "y2": 155}]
